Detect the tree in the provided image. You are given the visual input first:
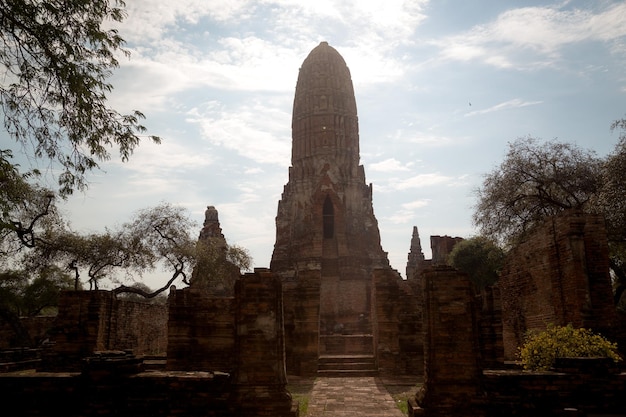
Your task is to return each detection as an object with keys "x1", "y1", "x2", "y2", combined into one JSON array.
[
  {"x1": 0, "y1": 150, "x2": 57, "y2": 250},
  {"x1": 474, "y1": 132, "x2": 626, "y2": 306},
  {"x1": 114, "y1": 203, "x2": 199, "y2": 295},
  {"x1": 191, "y1": 240, "x2": 251, "y2": 296},
  {"x1": 116, "y1": 282, "x2": 166, "y2": 304},
  {"x1": 474, "y1": 137, "x2": 603, "y2": 247},
  {"x1": 21, "y1": 267, "x2": 75, "y2": 315},
  {"x1": 32, "y1": 202, "x2": 252, "y2": 298},
  {"x1": 37, "y1": 229, "x2": 144, "y2": 290},
  {"x1": 447, "y1": 236, "x2": 505, "y2": 293},
  {"x1": 598, "y1": 118, "x2": 626, "y2": 306},
  {"x1": 0, "y1": 266, "x2": 74, "y2": 346},
  {"x1": 0, "y1": 0, "x2": 160, "y2": 196}
]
